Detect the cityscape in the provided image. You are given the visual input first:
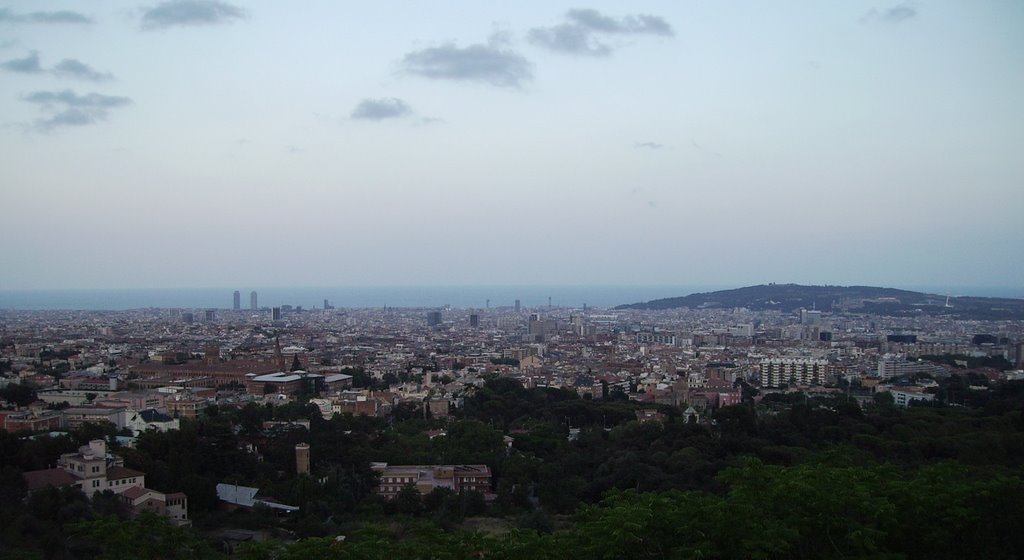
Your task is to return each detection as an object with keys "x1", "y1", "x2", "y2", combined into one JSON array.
[
  {"x1": 2, "y1": 0, "x2": 1023, "y2": 558},
  {"x1": 2, "y1": 283, "x2": 1024, "y2": 557}
]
